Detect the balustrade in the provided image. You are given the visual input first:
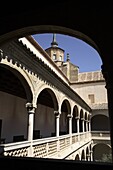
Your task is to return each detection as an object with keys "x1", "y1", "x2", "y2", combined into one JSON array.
[{"x1": 0, "y1": 132, "x2": 91, "y2": 158}]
